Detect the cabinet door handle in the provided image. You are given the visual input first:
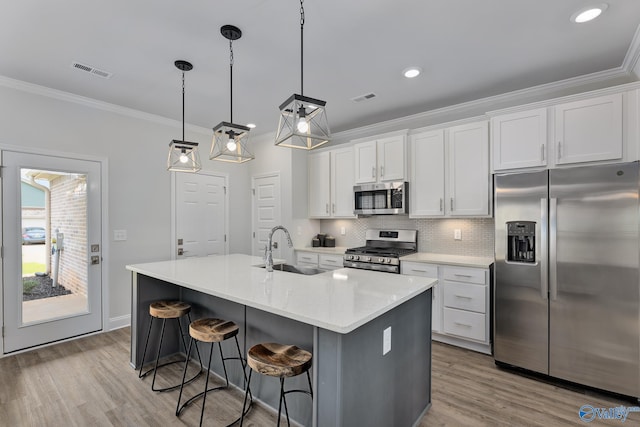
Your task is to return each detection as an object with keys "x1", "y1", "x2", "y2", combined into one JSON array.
[
  {"x1": 454, "y1": 294, "x2": 473, "y2": 299},
  {"x1": 324, "y1": 259, "x2": 338, "y2": 263},
  {"x1": 541, "y1": 143, "x2": 545, "y2": 161},
  {"x1": 411, "y1": 269, "x2": 429, "y2": 273},
  {"x1": 450, "y1": 198, "x2": 454, "y2": 211},
  {"x1": 454, "y1": 273, "x2": 472, "y2": 277},
  {"x1": 380, "y1": 165, "x2": 384, "y2": 177},
  {"x1": 454, "y1": 322, "x2": 472, "y2": 328},
  {"x1": 439, "y1": 198, "x2": 443, "y2": 212},
  {"x1": 371, "y1": 166, "x2": 376, "y2": 178},
  {"x1": 326, "y1": 203, "x2": 329, "y2": 213},
  {"x1": 332, "y1": 203, "x2": 336, "y2": 213},
  {"x1": 557, "y1": 142, "x2": 562, "y2": 159}
]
